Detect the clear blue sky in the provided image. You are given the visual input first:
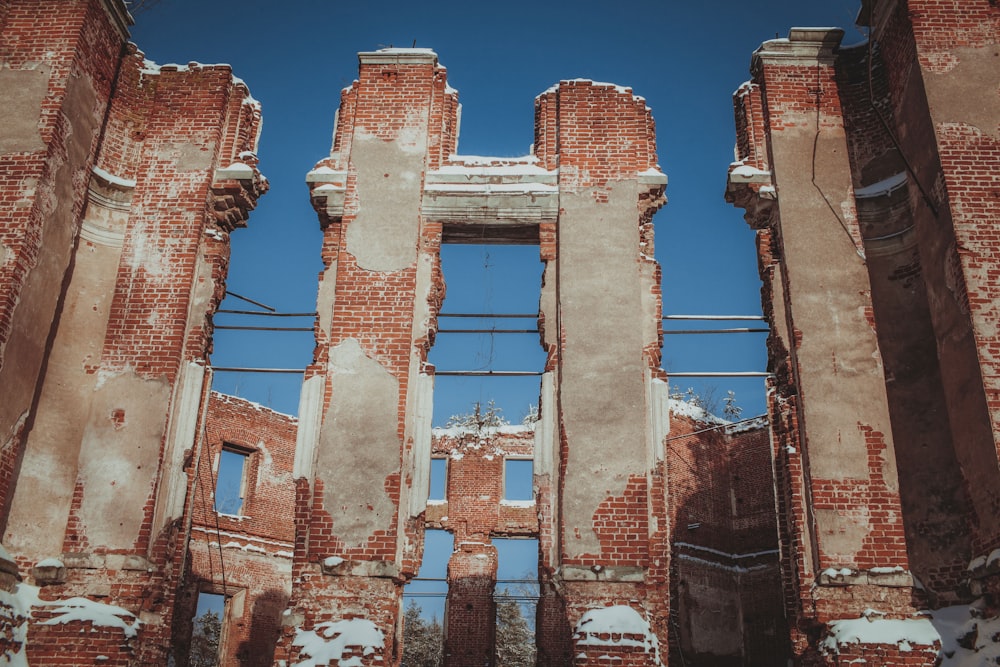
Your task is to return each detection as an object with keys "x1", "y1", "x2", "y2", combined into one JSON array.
[{"x1": 131, "y1": 1, "x2": 866, "y2": 422}]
